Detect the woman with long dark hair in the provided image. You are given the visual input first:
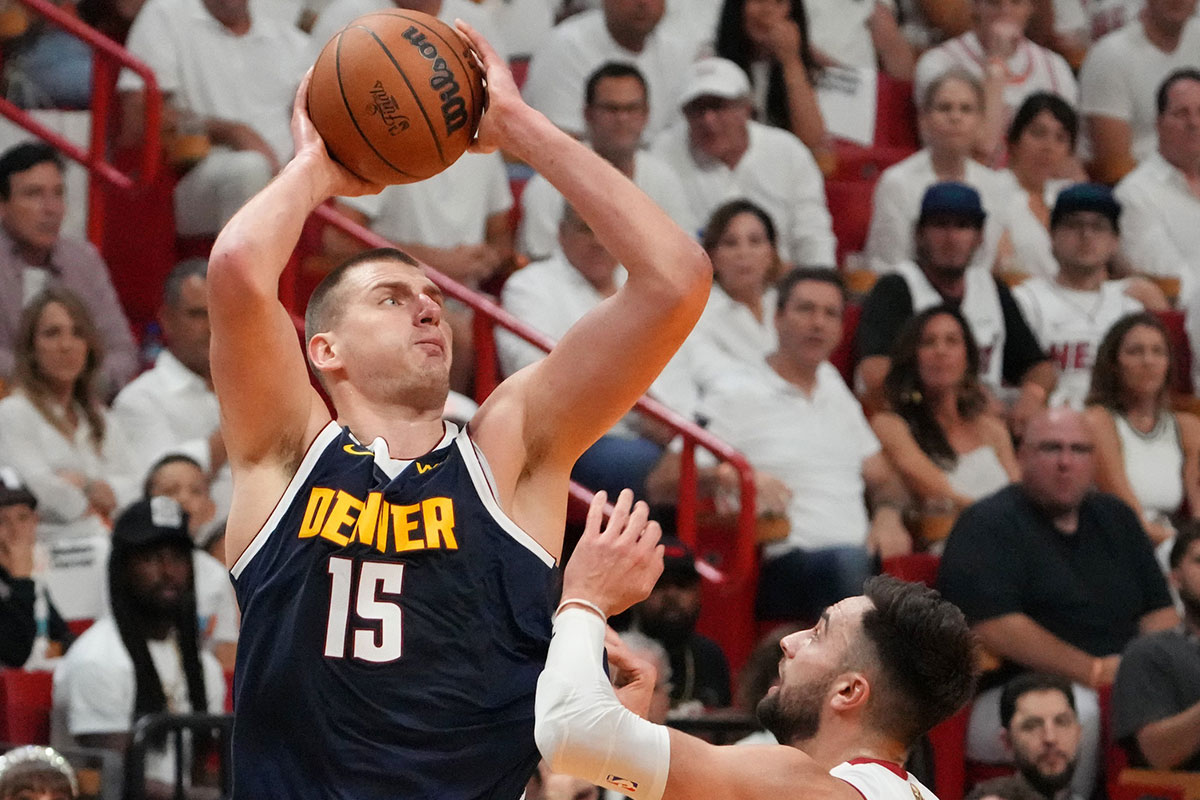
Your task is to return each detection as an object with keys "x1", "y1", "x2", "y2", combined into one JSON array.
[
  {"x1": 714, "y1": 0, "x2": 829, "y2": 156},
  {"x1": 871, "y1": 306, "x2": 1018, "y2": 517},
  {"x1": 1084, "y1": 312, "x2": 1200, "y2": 550}
]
